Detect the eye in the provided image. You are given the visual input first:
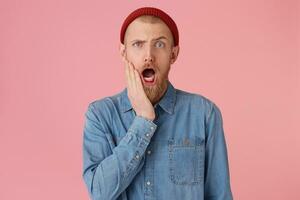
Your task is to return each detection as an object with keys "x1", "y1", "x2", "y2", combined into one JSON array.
[
  {"x1": 155, "y1": 41, "x2": 165, "y2": 48},
  {"x1": 132, "y1": 42, "x2": 142, "y2": 47}
]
